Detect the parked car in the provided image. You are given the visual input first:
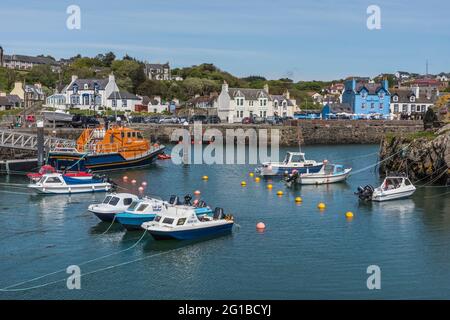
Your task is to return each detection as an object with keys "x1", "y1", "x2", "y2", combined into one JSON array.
[
  {"x1": 265, "y1": 116, "x2": 283, "y2": 125},
  {"x1": 252, "y1": 116, "x2": 265, "y2": 124},
  {"x1": 159, "y1": 116, "x2": 179, "y2": 124},
  {"x1": 207, "y1": 115, "x2": 221, "y2": 124},
  {"x1": 26, "y1": 115, "x2": 36, "y2": 122},
  {"x1": 130, "y1": 116, "x2": 145, "y2": 123},
  {"x1": 241, "y1": 117, "x2": 253, "y2": 124},
  {"x1": 189, "y1": 115, "x2": 208, "y2": 124},
  {"x1": 72, "y1": 115, "x2": 100, "y2": 128},
  {"x1": 145, "y1": 116, "x2": 161, "y2": 123}
]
